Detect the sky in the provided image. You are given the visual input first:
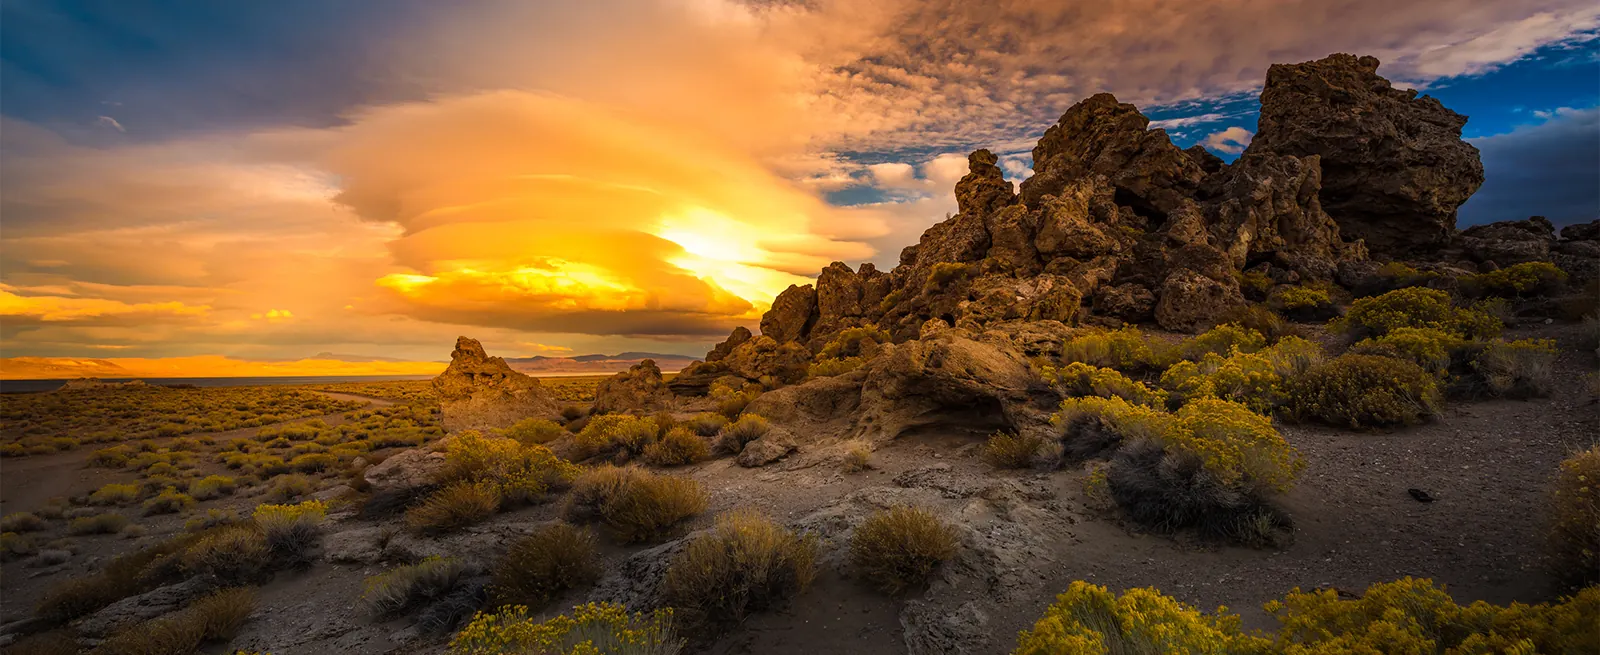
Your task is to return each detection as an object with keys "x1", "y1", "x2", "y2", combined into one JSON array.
[{"x1": 1, "y1": 0, "x2": 1596, "y2": 373}]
